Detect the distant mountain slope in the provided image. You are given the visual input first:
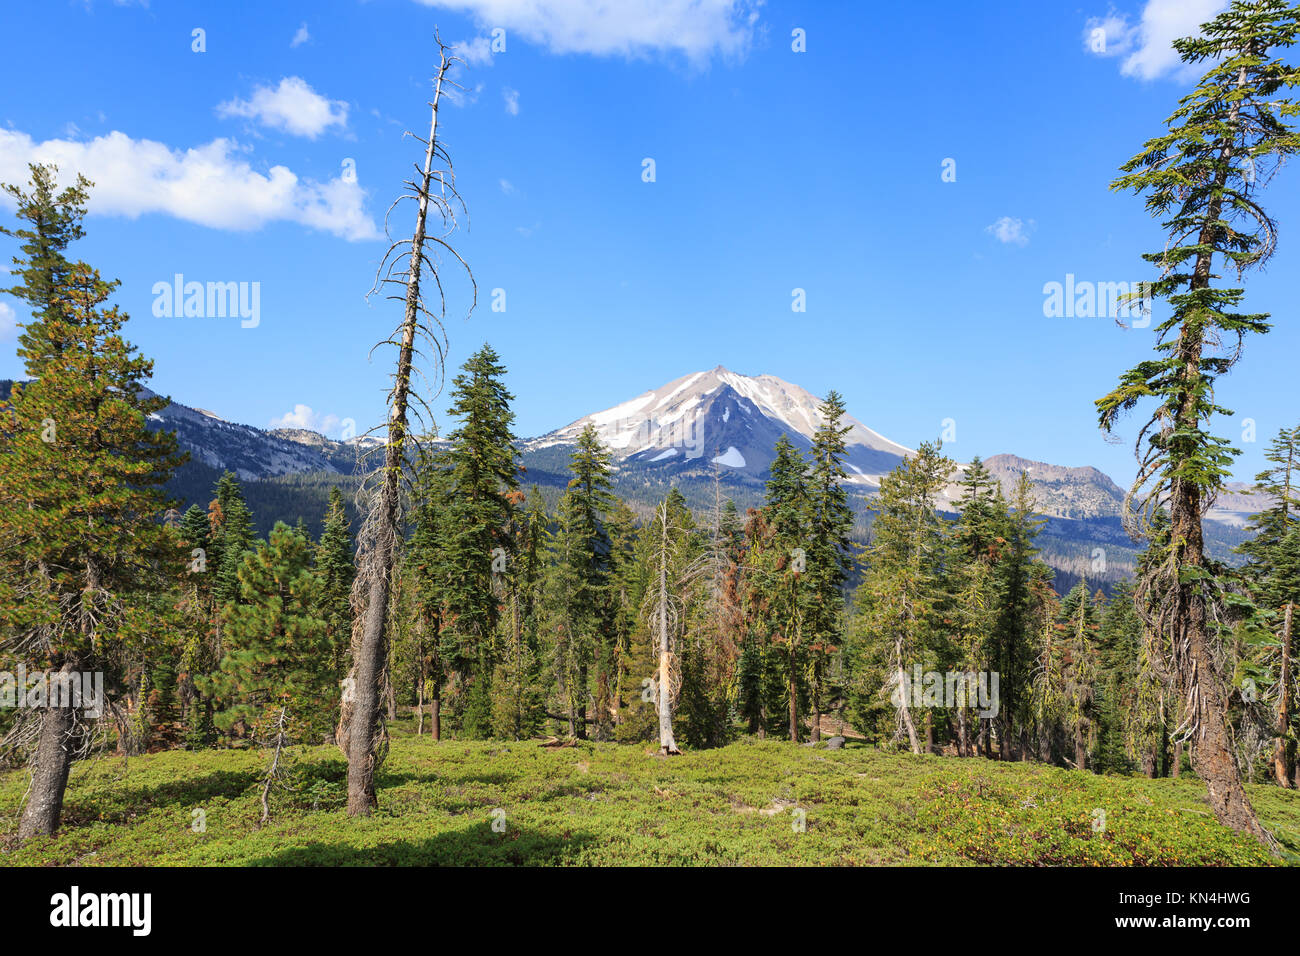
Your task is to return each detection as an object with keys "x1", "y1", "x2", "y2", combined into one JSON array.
[{"x1": 1, "y1": 372, "x2": 1269, "y2": 591}]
